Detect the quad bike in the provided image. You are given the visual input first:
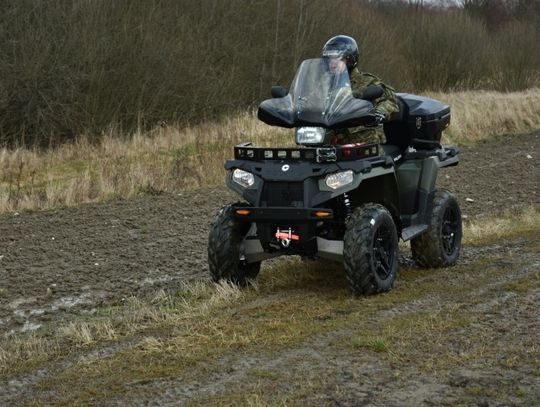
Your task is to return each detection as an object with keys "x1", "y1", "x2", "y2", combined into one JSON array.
[{"x1": 208, "y1": 58, "x2": 462, "y2": 295}]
